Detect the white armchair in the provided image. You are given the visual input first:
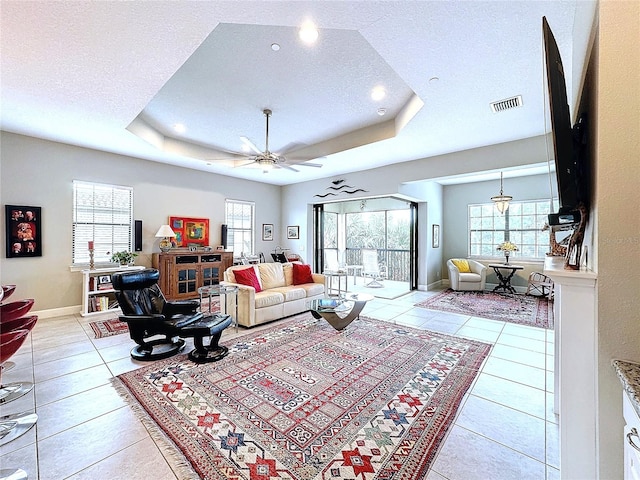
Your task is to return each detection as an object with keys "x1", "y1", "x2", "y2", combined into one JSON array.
[{"x1": 447, "y1": 259, "x2": 487, "y2": 291}]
